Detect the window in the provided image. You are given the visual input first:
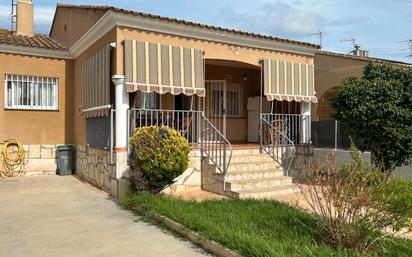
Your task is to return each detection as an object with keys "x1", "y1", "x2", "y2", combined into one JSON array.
[
  {"x1": 4, "y1": 74, "x2": 58, "y2": 110},
  {"x1": 138, "y1": 92, "x2": 159, "y2": 109},
  {"x1": 210, "y1": 83, "x2": 243, "y2": 118}
]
